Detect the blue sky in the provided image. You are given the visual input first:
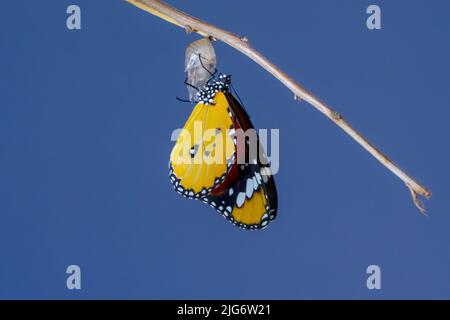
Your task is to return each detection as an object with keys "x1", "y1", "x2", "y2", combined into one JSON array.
[{"x1": 0, "y1": 0, "x2": 449, "y2": 299}]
